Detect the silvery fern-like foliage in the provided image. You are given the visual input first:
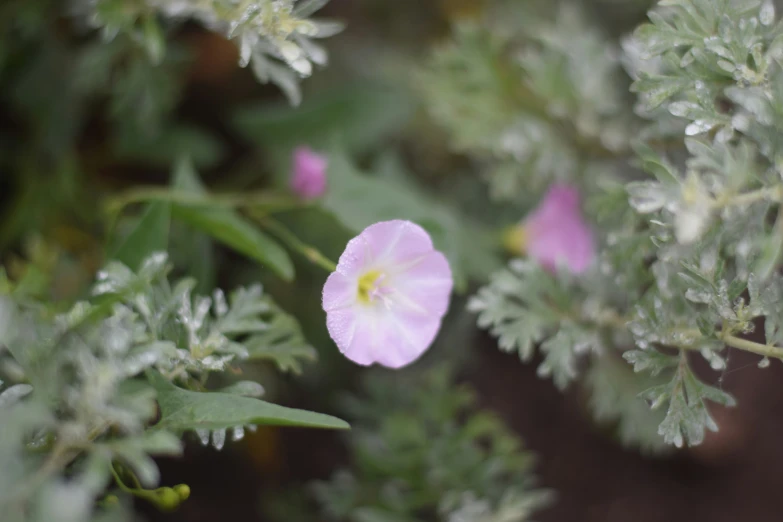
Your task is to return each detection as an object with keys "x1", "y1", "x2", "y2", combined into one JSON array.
[
  {"x1": 625, "y1": 0, "x2": 783, "y2": 251},
  {"x1": 468, "y1": 260, "x2": 612, "y2": 390},
  {"x1": 463, "y1": 0, "x2": 783, "y2": 450},
  {"x1": 73, "y1": 0, "x2": 342, "y2": 104},
  {"x1": 622, "y1": 0, "x2": 783, "y2": 447},
  {"x1": 91, "y1": 253, "x2": 315, "y2": 381},
  {"x1": 310, "y1": 368, "x2": 552, "y2": 522},
  {"x1": 417, "y1": 3, "x2": 632, "y2": 201},
  {"x1": 0, "y1": 253, "x2": 344, "y2": 522}
]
